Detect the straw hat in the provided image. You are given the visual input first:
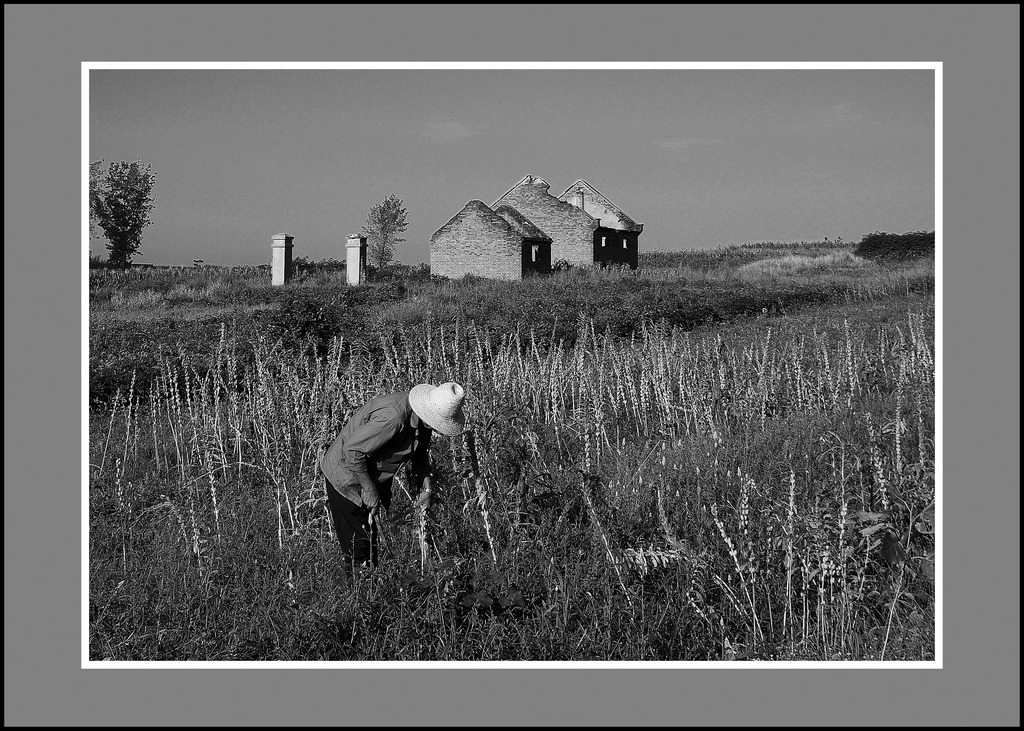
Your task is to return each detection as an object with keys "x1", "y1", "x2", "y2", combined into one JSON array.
[{"x1": 409, "y1": 382, "x2": 466, "y2": 437}]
